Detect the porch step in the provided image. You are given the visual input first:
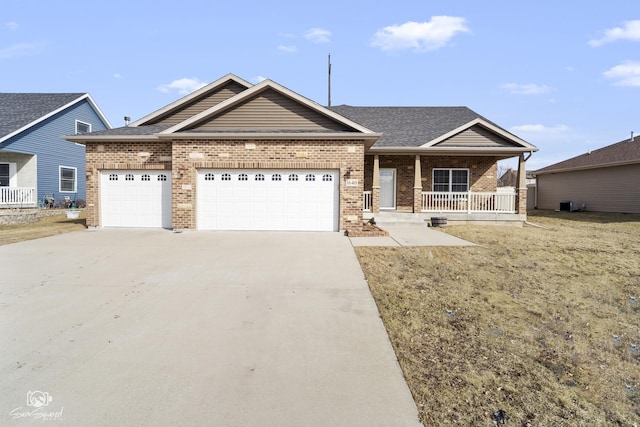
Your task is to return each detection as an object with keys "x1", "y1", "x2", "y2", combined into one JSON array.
[{"x1": 366, "y1": 212, "x2": 428, "y2": 226}]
